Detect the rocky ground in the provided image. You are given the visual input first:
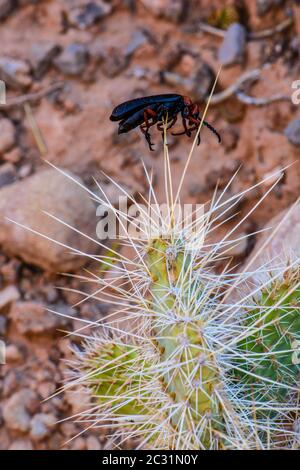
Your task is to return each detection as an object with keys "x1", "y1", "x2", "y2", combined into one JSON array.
[{"x1": 0, "y1": 0, "x2": 300, "y2": 450}]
